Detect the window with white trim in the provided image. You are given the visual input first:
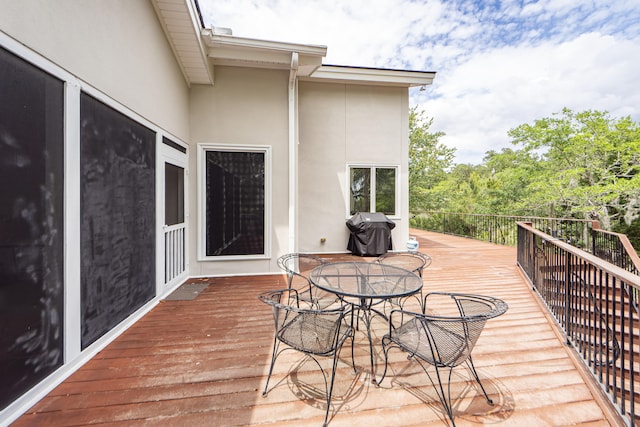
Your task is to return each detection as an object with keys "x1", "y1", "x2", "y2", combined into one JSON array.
[
  {"x1": 0, "y1": 44, "x2": 65, "y2": 408},
  {"x1": 349, "y1": 166, "x2": 398, "y2": 216},
  {"x1": 199, "y1": 145, "x2": 270, "y2": 259}
]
